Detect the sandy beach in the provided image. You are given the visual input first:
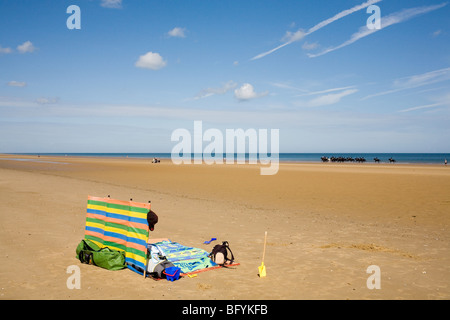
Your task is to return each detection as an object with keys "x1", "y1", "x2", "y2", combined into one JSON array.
[{"x1": 0, "y1": 154, "x2": 449, "y2": 300}]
